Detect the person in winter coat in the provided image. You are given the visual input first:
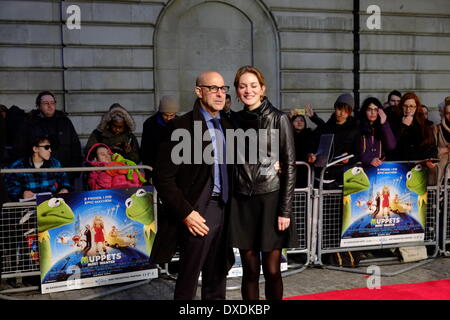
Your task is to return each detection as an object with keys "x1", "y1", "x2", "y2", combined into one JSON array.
[
  {"x1": 140, "y1": 96, "x2": 179, "y2": 180},
  {"x1": 308, "y1": 93, "x2": 360, "y2": 189},
  {"x1": 358, "y1": 97, "x2": 396, "y2": 168},
  {"x1": 12, "y1": 92, "x2": 82, "y2": 182},
  {"x1": 389, "y1": 92, "x2": 437, "y2": 165},
  {"x1": 85, "y1": 143, "x2": 145, "y2": 190},
  {"x1": 85, "y1": 103, "x2": 140, "y2": 164},
  {"x1": 4, "y1": 136, "x2": 71, "y2": 201},
  {"x1": 229, "y1": 65, "x2": 297, "y2": 300}
]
